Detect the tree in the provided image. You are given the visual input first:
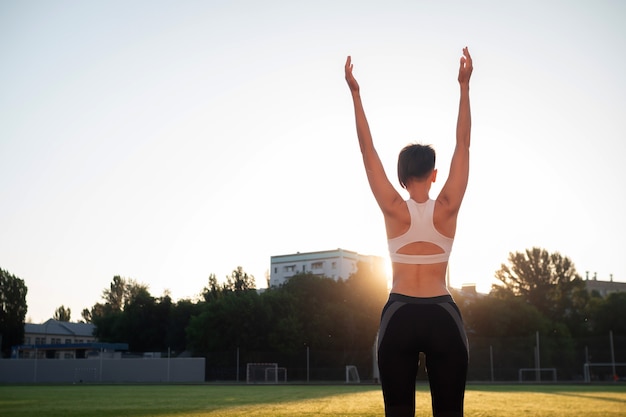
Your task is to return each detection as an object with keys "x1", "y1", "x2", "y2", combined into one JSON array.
[
  {"x1": 91, "y1": 276, "x2": 152, "y2": 346},
  {"x1": 344, "y1": 261, "x2": 388, "y2": 350},
  {"x1": 463, "y1": 294, "x2": 548, "y2": 338},
  {"x1": 102, "y1": 275, "x2": 127, "y2": 311},
  {"x1": 493, "y1": 247, "x2": 585, "y2": 322},
  {"x1": 81, "y1": 308, "x2": 92, "y2": 323},
  {"x1": 166, "y1": 299, "x2": 203, "y2": 353},
  {"x1": 277, "y1": 273, "x2": 345, "y2": 350},
  {"x1": 187, "y1": 290, "x2": 268, "y2": 354},
  {"x1": 274, "y1": 271, "x2": 382, "y2": 376},
  {"x1": 224, "y1": 266, "x2": 255, "y2": 292},
  {"x1": 91, "y1": 306, "x2": 123, "y2": 343},
  {"x1": 201, "y1": 273, "x2": 222, "y2": 302},
  {"x1": 263, "y1": 289, "x2": 303, "y2": 353},
  {"x1": 489, "y1": 248, "x2": 587, "y2": 378},
  {"x1": 121, "y1": 288, "x2": 163, "y2": 352},
  {"x1": 53, "y1": 305, "x2": 71, "y2": 322},
  {"x1": 91, "y1": 275, "x2": 200, "y2": 353},
  {"x1": 588, "y1": 292, "x2": 626, "y2": 336},
  {"x1": 0, "y1": 268, "x2": 28, "y2": 357},
  {"x1": 101, "y1": 275, "x2": 150, "y2": 312}
]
